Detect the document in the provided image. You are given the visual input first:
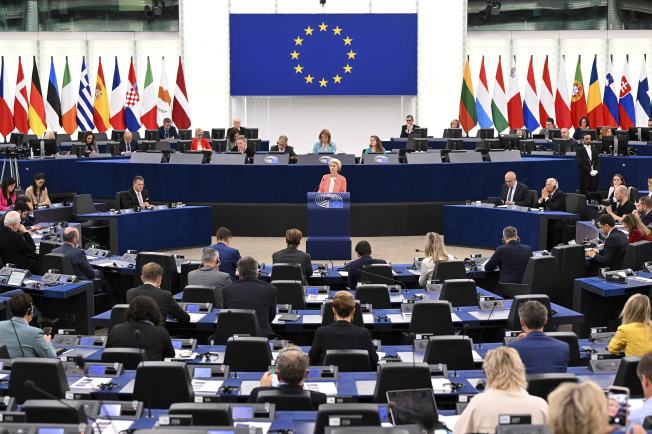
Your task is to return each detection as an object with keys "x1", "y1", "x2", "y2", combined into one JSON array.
[
  {"x1": 235, "y1": 422, "x2": 272, "y2": 434},
  {"x1": 304, "y1": 382, "x2": 337, "y2": 395},
  {"x1": 94, "y1": 419, "x2": 134, "y2": 434},
  {"x1": 467, "y1": 310, "x2": 509, "y2": 320},
  {"x1": 191, "y1": 379, "x2": 223, "y2": 394},
  {"x1": 338, "y1": 271, "x2": 349, "y2": 277},
  {"x1": 188, "y1": 313, "x2": 207, "y2": 323},
  {"x1": 239, "y1": 380, "x2": 260, "y2": 396},
  {"x1": 354, "y1": 380, "x2": 376, "y2": 395},
  {"x1": 362, "y1": 314, "x2": 374, "y2": 324},
  {"x1": 70, "y1": 376, "x2": 111, "y2": 390},
  {"x1": 431, "y1": 378, "x2": 453, "y2": 393}
]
